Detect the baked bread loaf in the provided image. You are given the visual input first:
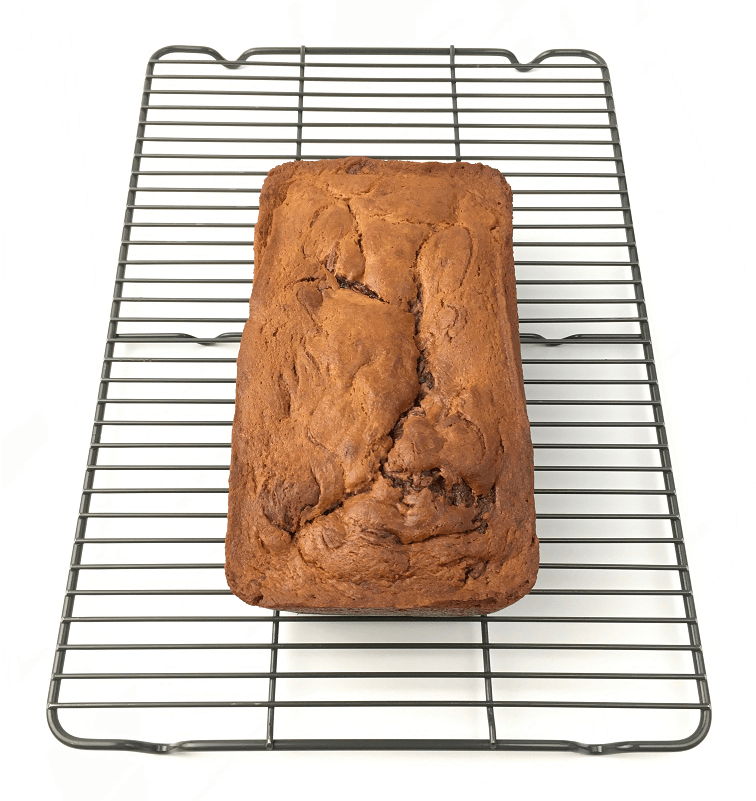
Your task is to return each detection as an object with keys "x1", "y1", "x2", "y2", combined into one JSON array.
[{"x1": 226, "y1": 157, "x2": 538, "y2": 615}]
